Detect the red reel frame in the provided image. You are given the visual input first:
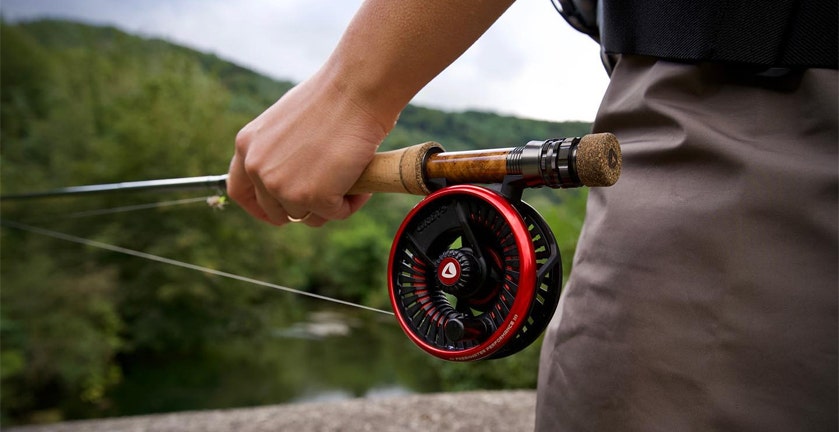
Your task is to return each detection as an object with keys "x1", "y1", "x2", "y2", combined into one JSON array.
[{"x1": 388, "y1": 185, "x2": 540, "y2": 361}]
